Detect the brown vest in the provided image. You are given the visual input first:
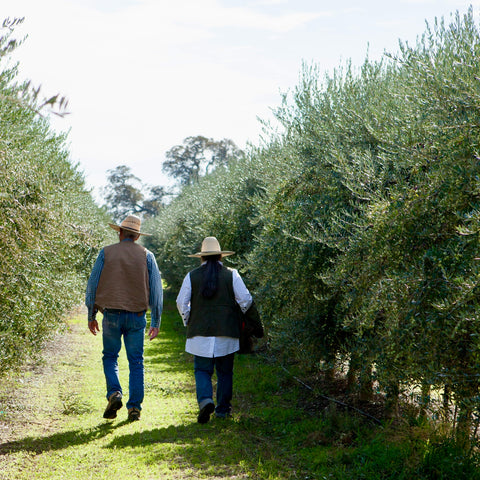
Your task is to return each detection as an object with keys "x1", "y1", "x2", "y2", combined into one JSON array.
[{"x1": 94, "y1": 240, "x2": 149, "y2": 313}]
